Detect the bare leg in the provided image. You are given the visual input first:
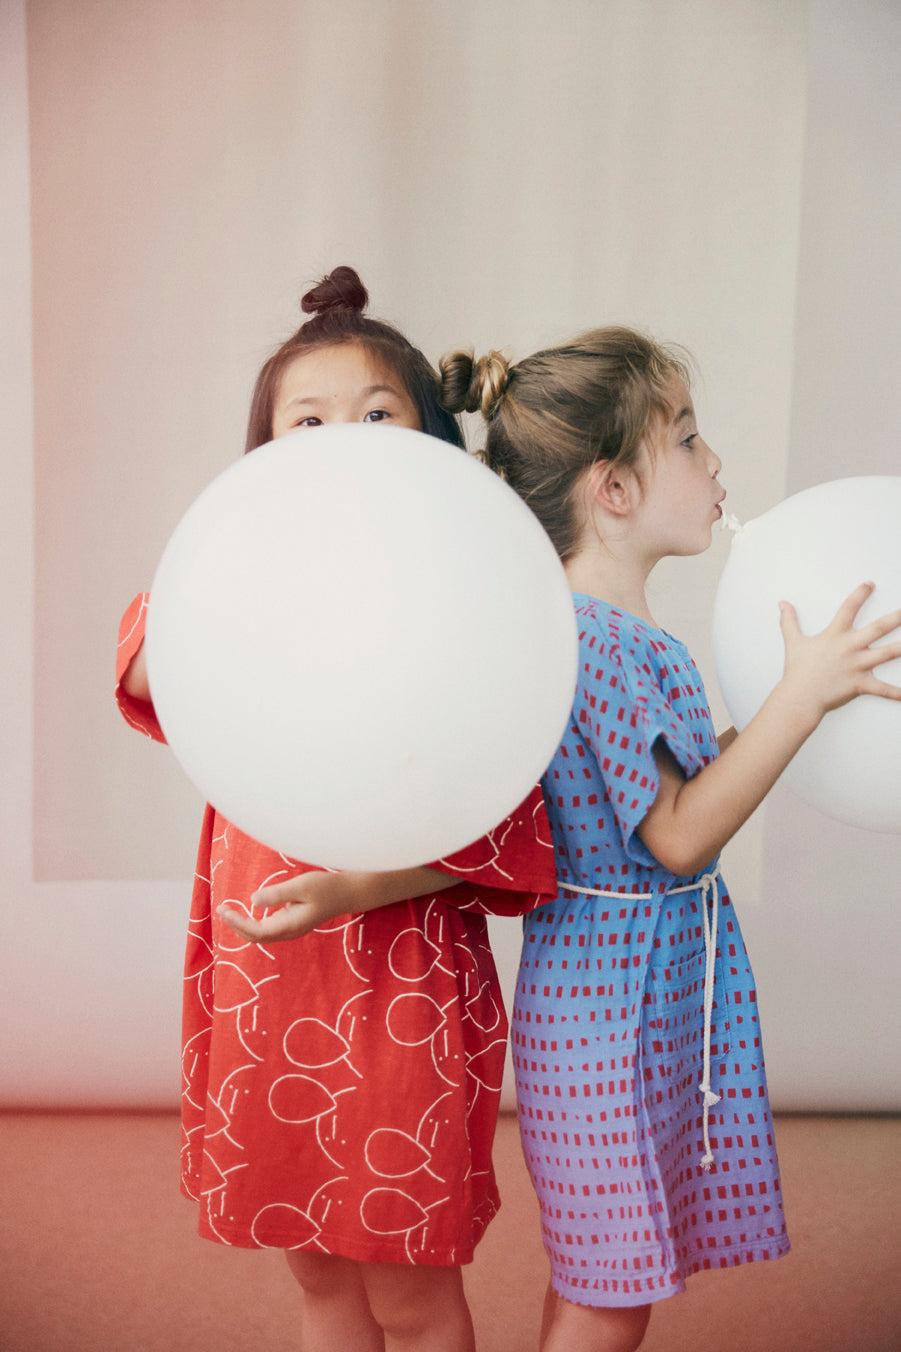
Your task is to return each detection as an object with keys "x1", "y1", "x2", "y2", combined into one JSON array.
[
  {"x1": 539, "y1": 1282, "x2": 557, "y2": 1347},
  {"x1": 363, "y1": 1261, "x2": 475, "y2": 1352},
  {"x1": 541, "y1": 1292, "x2": 651, "y2": 1352},
  {"x1": 285, "y1": 1249, "x2": 384, "y2": 1352}
]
